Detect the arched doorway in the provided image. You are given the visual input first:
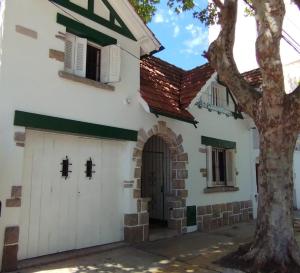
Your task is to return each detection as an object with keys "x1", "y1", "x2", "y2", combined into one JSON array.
[
  {"x1": 141, "y1": 136, "x2": 172, "y2": 228},
  {"x1": 124, "y1": 122, "x2": 188, "y2": 243}
]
